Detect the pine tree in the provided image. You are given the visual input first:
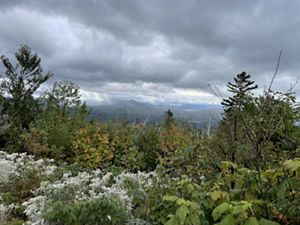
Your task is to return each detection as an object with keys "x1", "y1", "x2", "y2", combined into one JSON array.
[
  {"x1": 0, "y1": 45, "x2": 52, "y2": 129},
  {"x1": 163, "y1": 109, "x2": 175, "y2": 129},
  {"x1": 222, "y1": 71, "x2": 257, "y2": 111},
  {"x1": 218, "y1": 72, "x2": 257, "y2": 188}
]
